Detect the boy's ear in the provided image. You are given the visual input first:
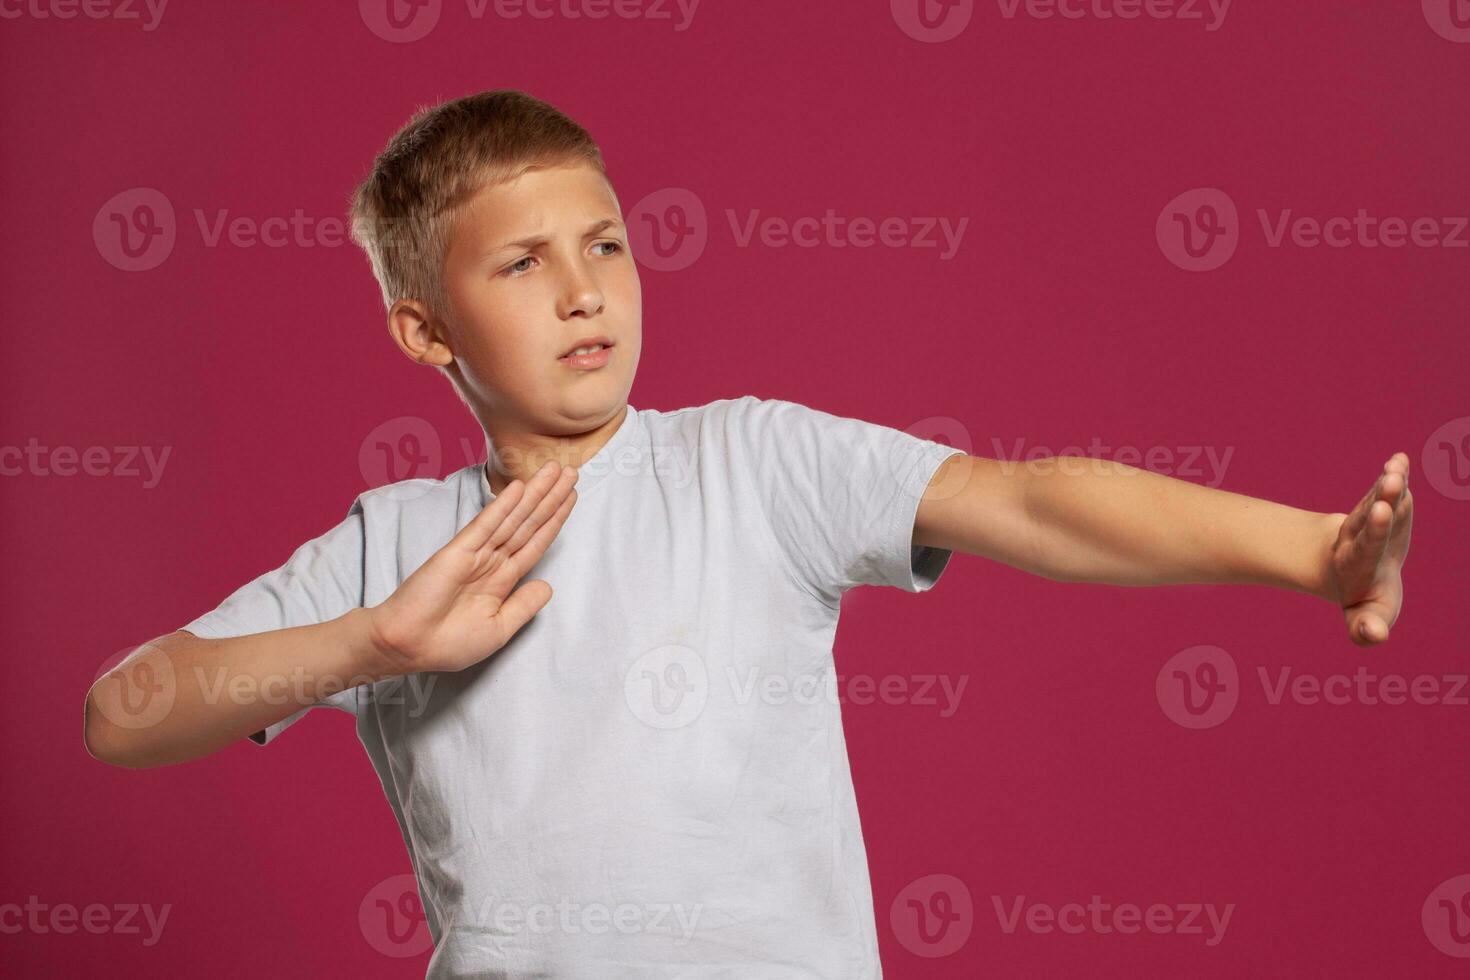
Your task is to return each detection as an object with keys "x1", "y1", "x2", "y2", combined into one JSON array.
[{"x1": 388, "y1": 299, "x2": 455, "y2": 367}]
